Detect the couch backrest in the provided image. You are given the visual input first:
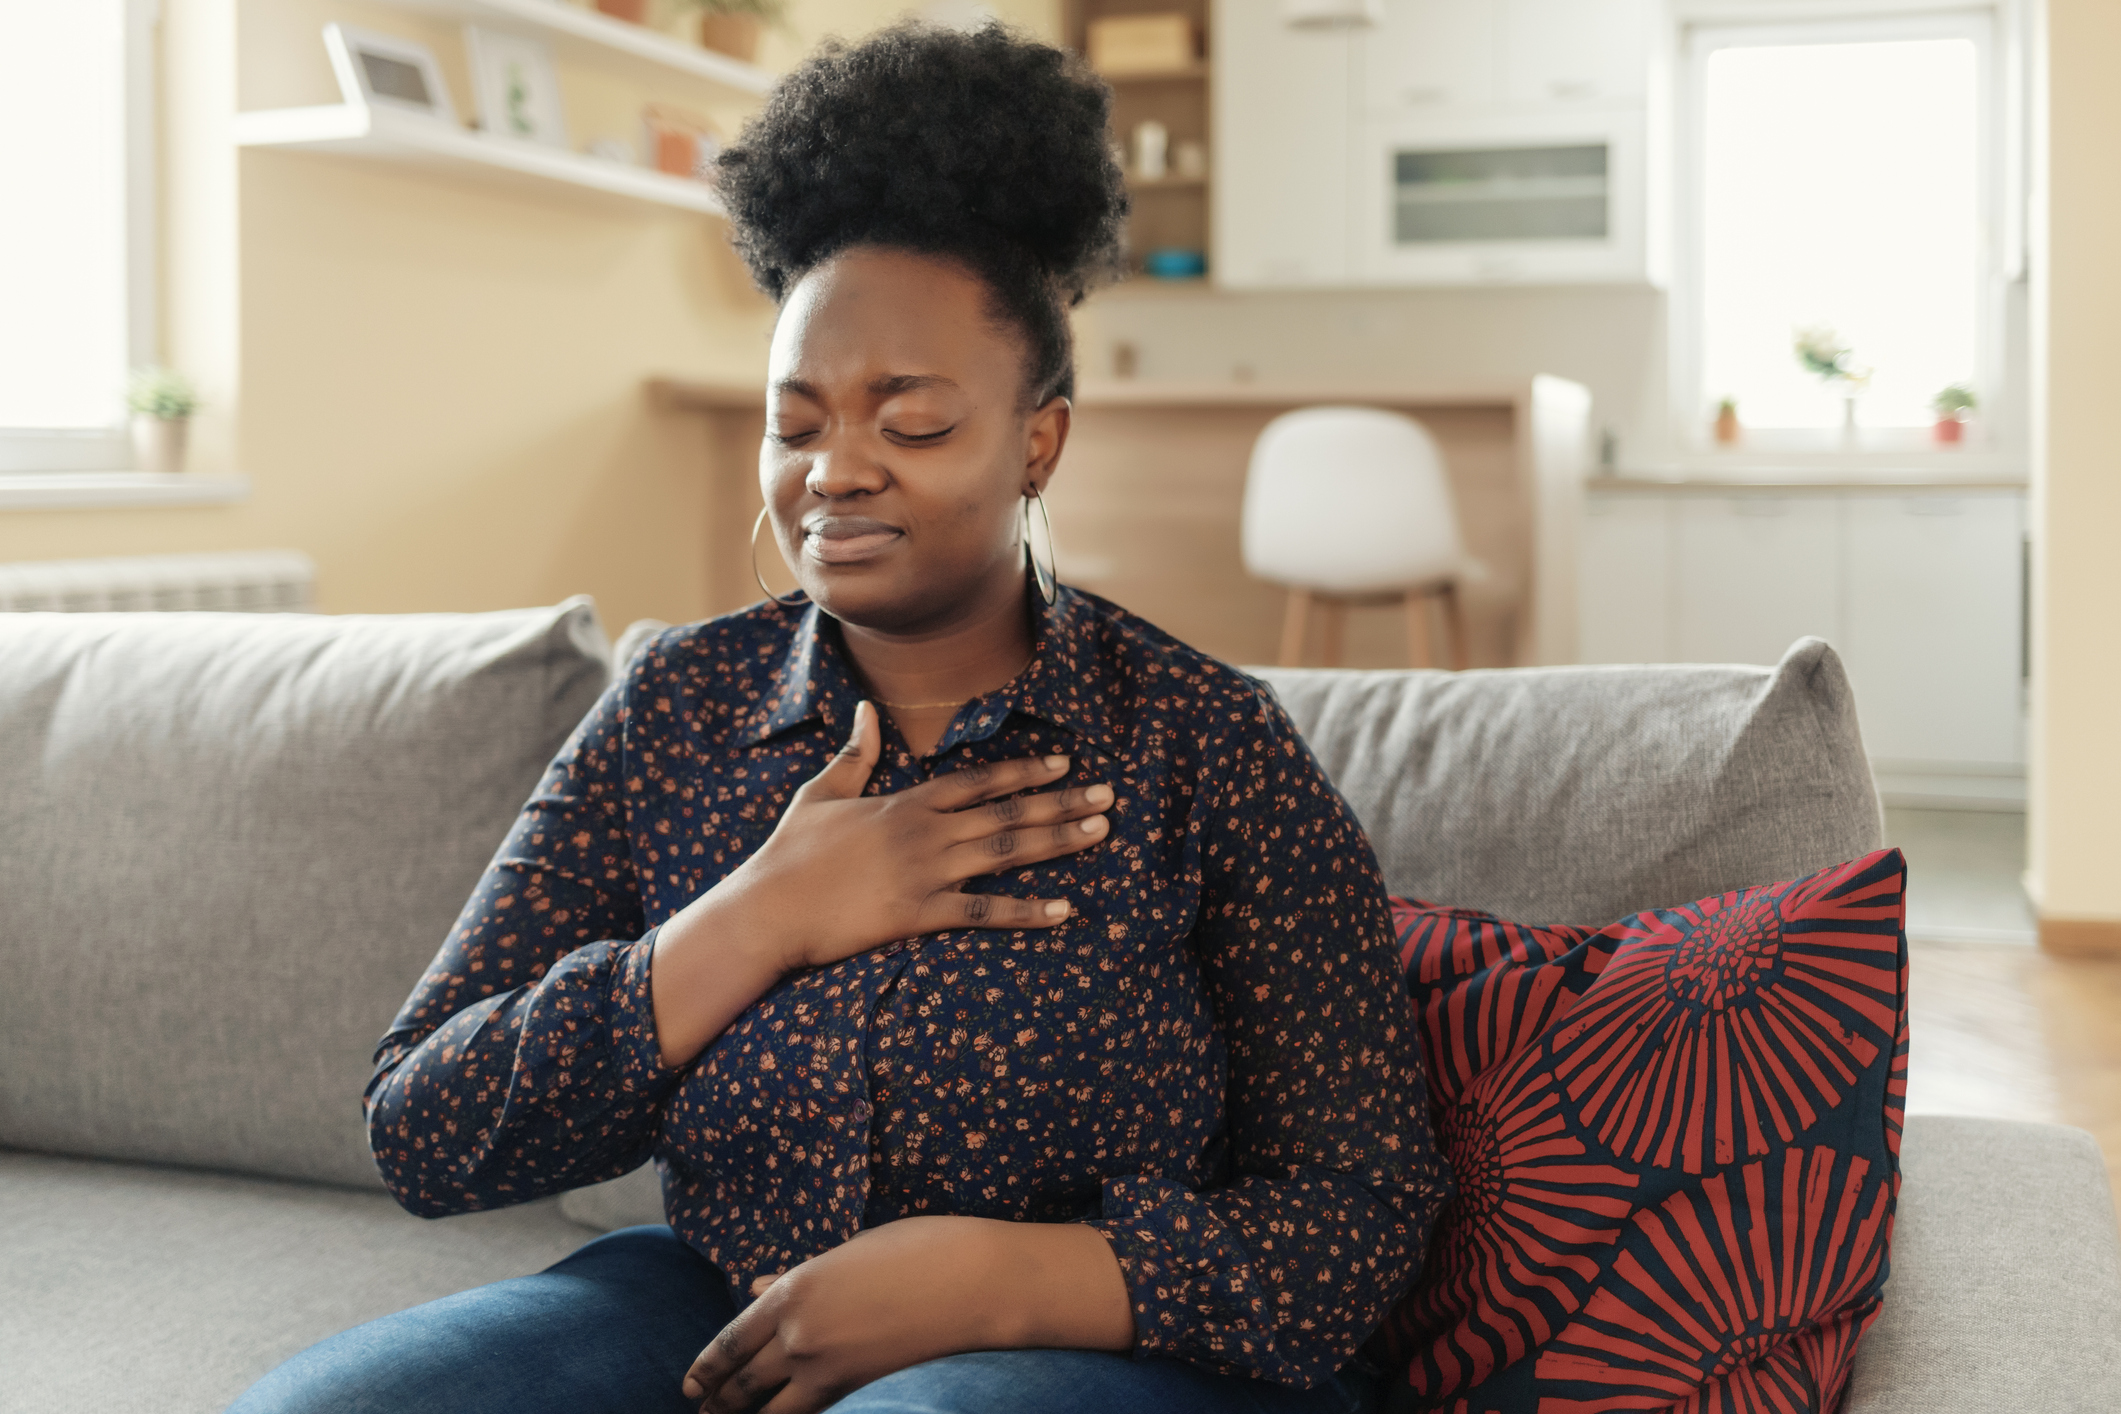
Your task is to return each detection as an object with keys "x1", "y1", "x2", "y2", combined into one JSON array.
[
  {"x1": 0, "y1": 602, "x2": 609, "y2": 1189},
  {"x1": 1253, "y1": 637, "x2": 1883, "y2": 924}
]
